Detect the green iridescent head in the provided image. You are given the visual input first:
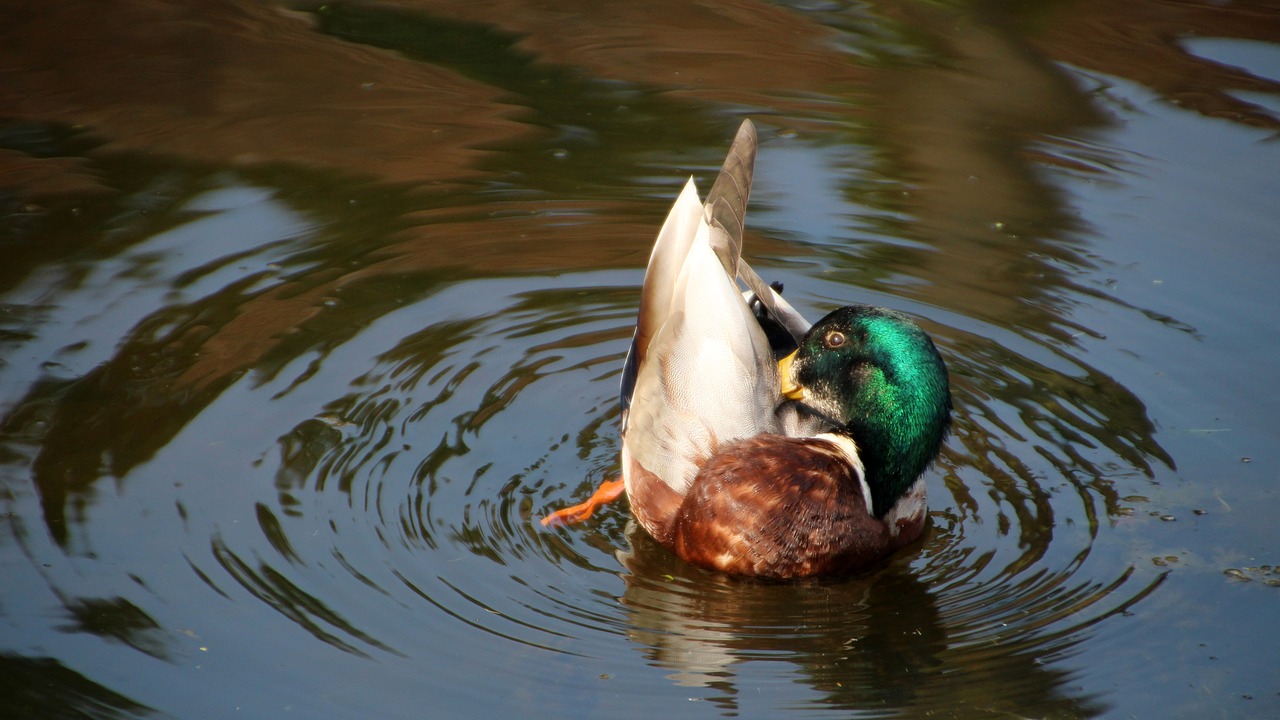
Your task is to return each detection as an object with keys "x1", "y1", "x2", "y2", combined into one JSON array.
[{"x1": 785, "y1": 305, "x2": 952, "y2": 517}]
